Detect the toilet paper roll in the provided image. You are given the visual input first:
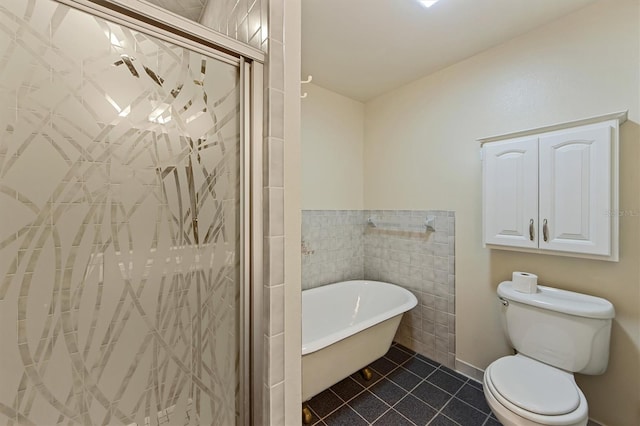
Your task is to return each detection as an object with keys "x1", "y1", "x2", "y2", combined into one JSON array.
[{"x1": 512, "y1": 271, "x2": 538, "y2": 294}]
